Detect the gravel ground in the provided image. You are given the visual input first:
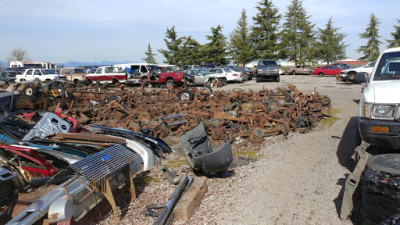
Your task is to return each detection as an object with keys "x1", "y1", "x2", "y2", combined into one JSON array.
[{"x1": 97, "y1": 75, "x2": 362, "y2": 225}]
